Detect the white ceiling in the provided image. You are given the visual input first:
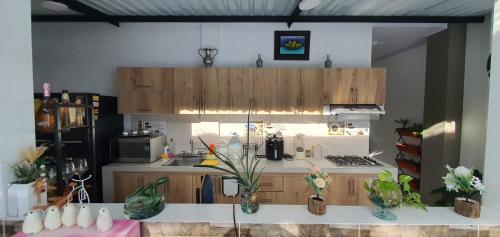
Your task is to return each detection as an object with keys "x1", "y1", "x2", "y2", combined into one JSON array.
[
  {"x1": 32, "y1": 0, "x2": 492, "y2": 16},
  {"x1": 372, "y1": 24, "x2": 447, "y2": 61}
]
